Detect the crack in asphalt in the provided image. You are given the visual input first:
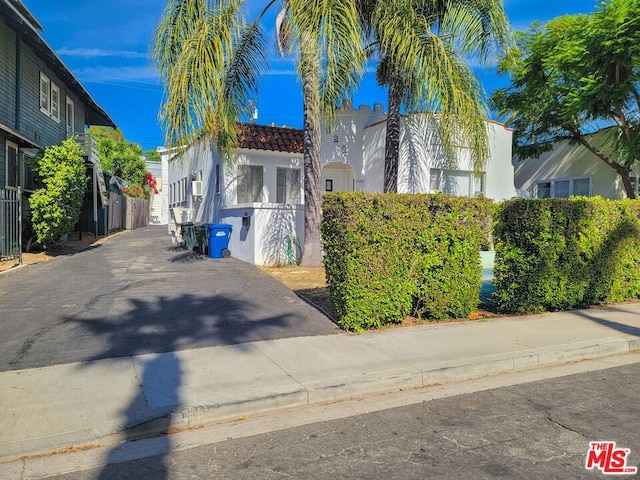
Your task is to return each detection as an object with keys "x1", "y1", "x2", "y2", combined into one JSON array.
[
  {"x1": 545, "y1": 413, "x2": 588, "y2": 439},
  {"x1": 8, "y1": 322, "x2": 60, "y2": 369}
]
